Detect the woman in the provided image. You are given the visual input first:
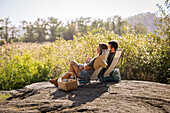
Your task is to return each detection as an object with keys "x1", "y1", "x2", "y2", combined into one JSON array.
[{"x1": 49, "y1": 43, "x2": 108, "y2": 86}]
